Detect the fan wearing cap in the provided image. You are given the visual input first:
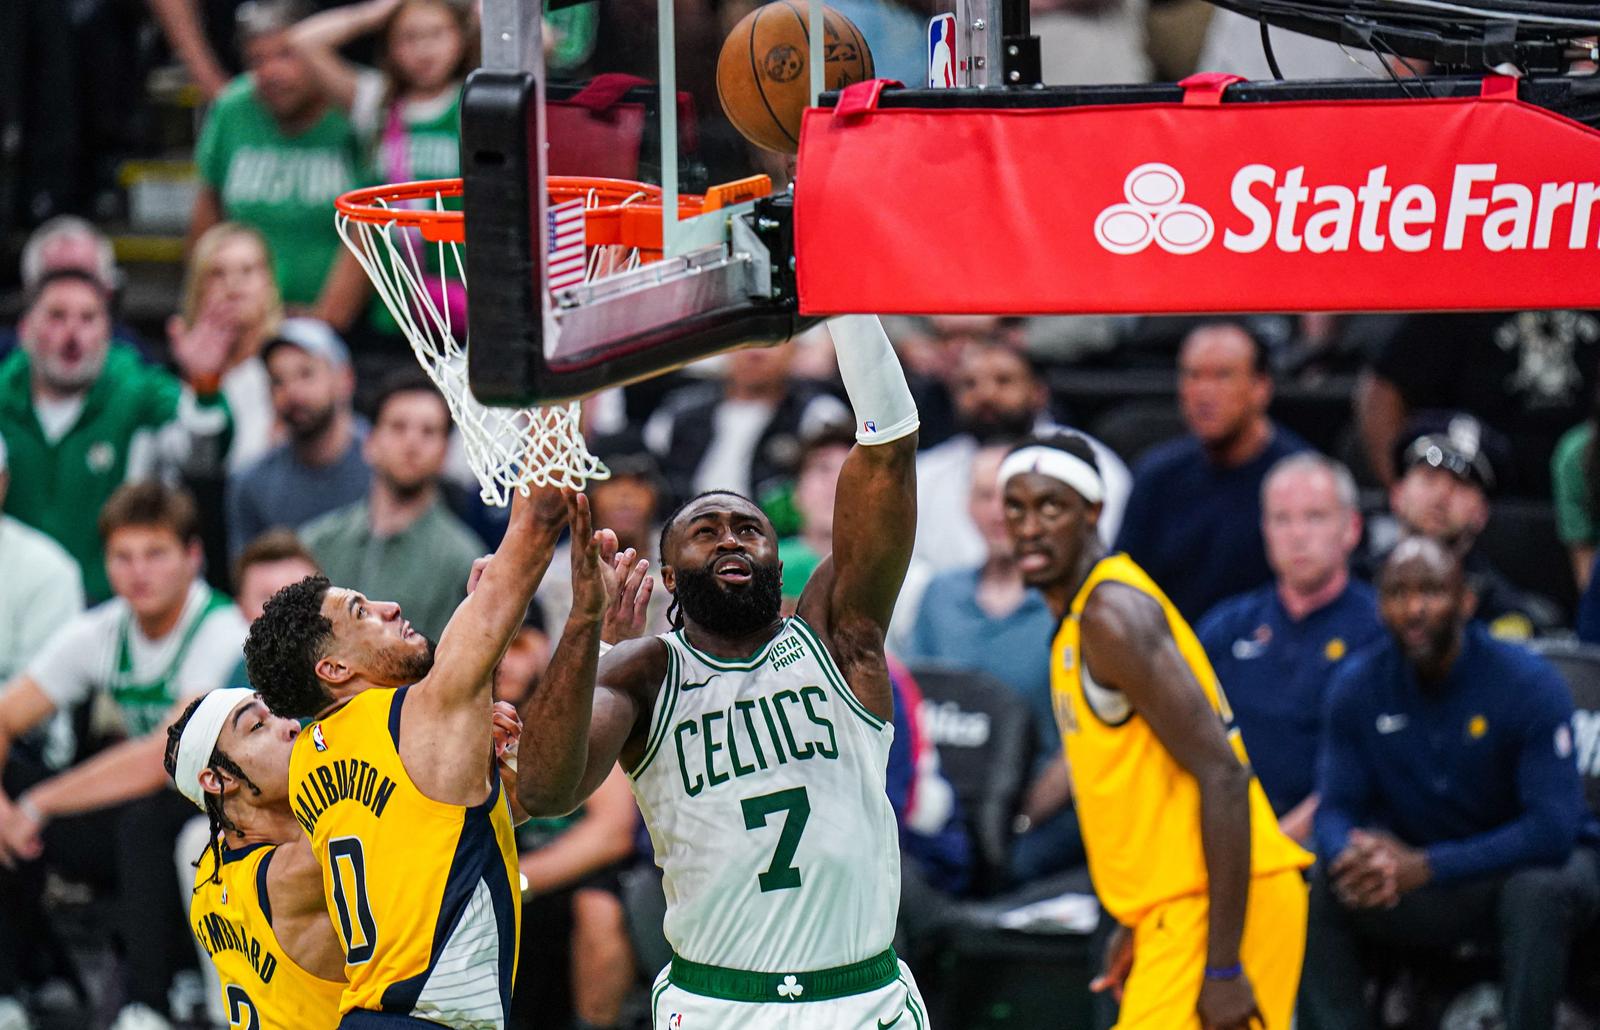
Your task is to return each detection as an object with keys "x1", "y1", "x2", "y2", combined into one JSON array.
[
  {"x1": 163, "y1": 688, "x2": 346, "y2": 1029},
  {"x1": 1000, "y1": 430, "x2": 1312, "y2": 1030},
  {"x1": 225, "y1": 317, "x2": 371, "y2": 562},
  {"x1": 1361, "y1": 413, "x2": 1554, "y2": 639}
]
